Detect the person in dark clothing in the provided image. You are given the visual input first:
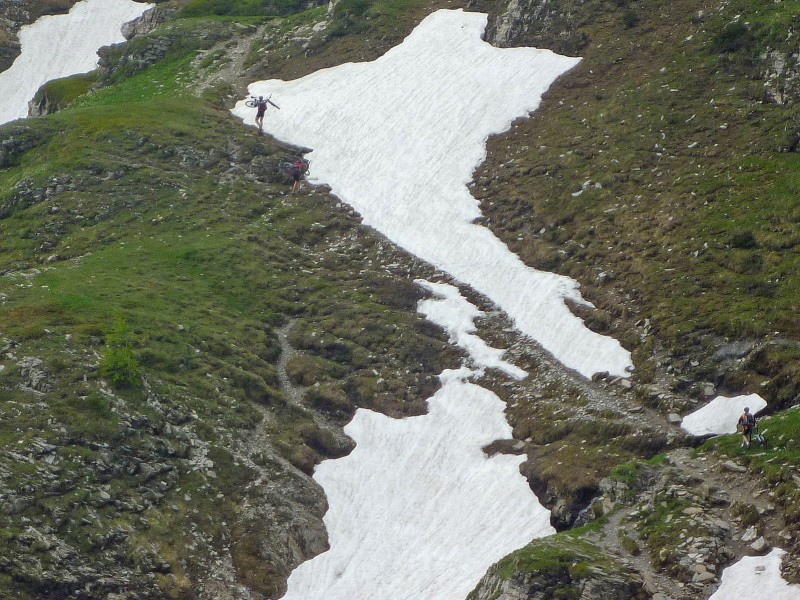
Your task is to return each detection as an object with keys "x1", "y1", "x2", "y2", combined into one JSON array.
[
  {"x1": 290, "y1": 158, "x2": 309, "y2": 193},
  {"x1": 253, "y1": 95, "x2": 280, "y2": 132},
  {"x1": 738, "y1": 407, "x2": 756, "y2": 448},
  {"x1": 254, "y1": 96, "x2": 267, "y2": 131}
]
